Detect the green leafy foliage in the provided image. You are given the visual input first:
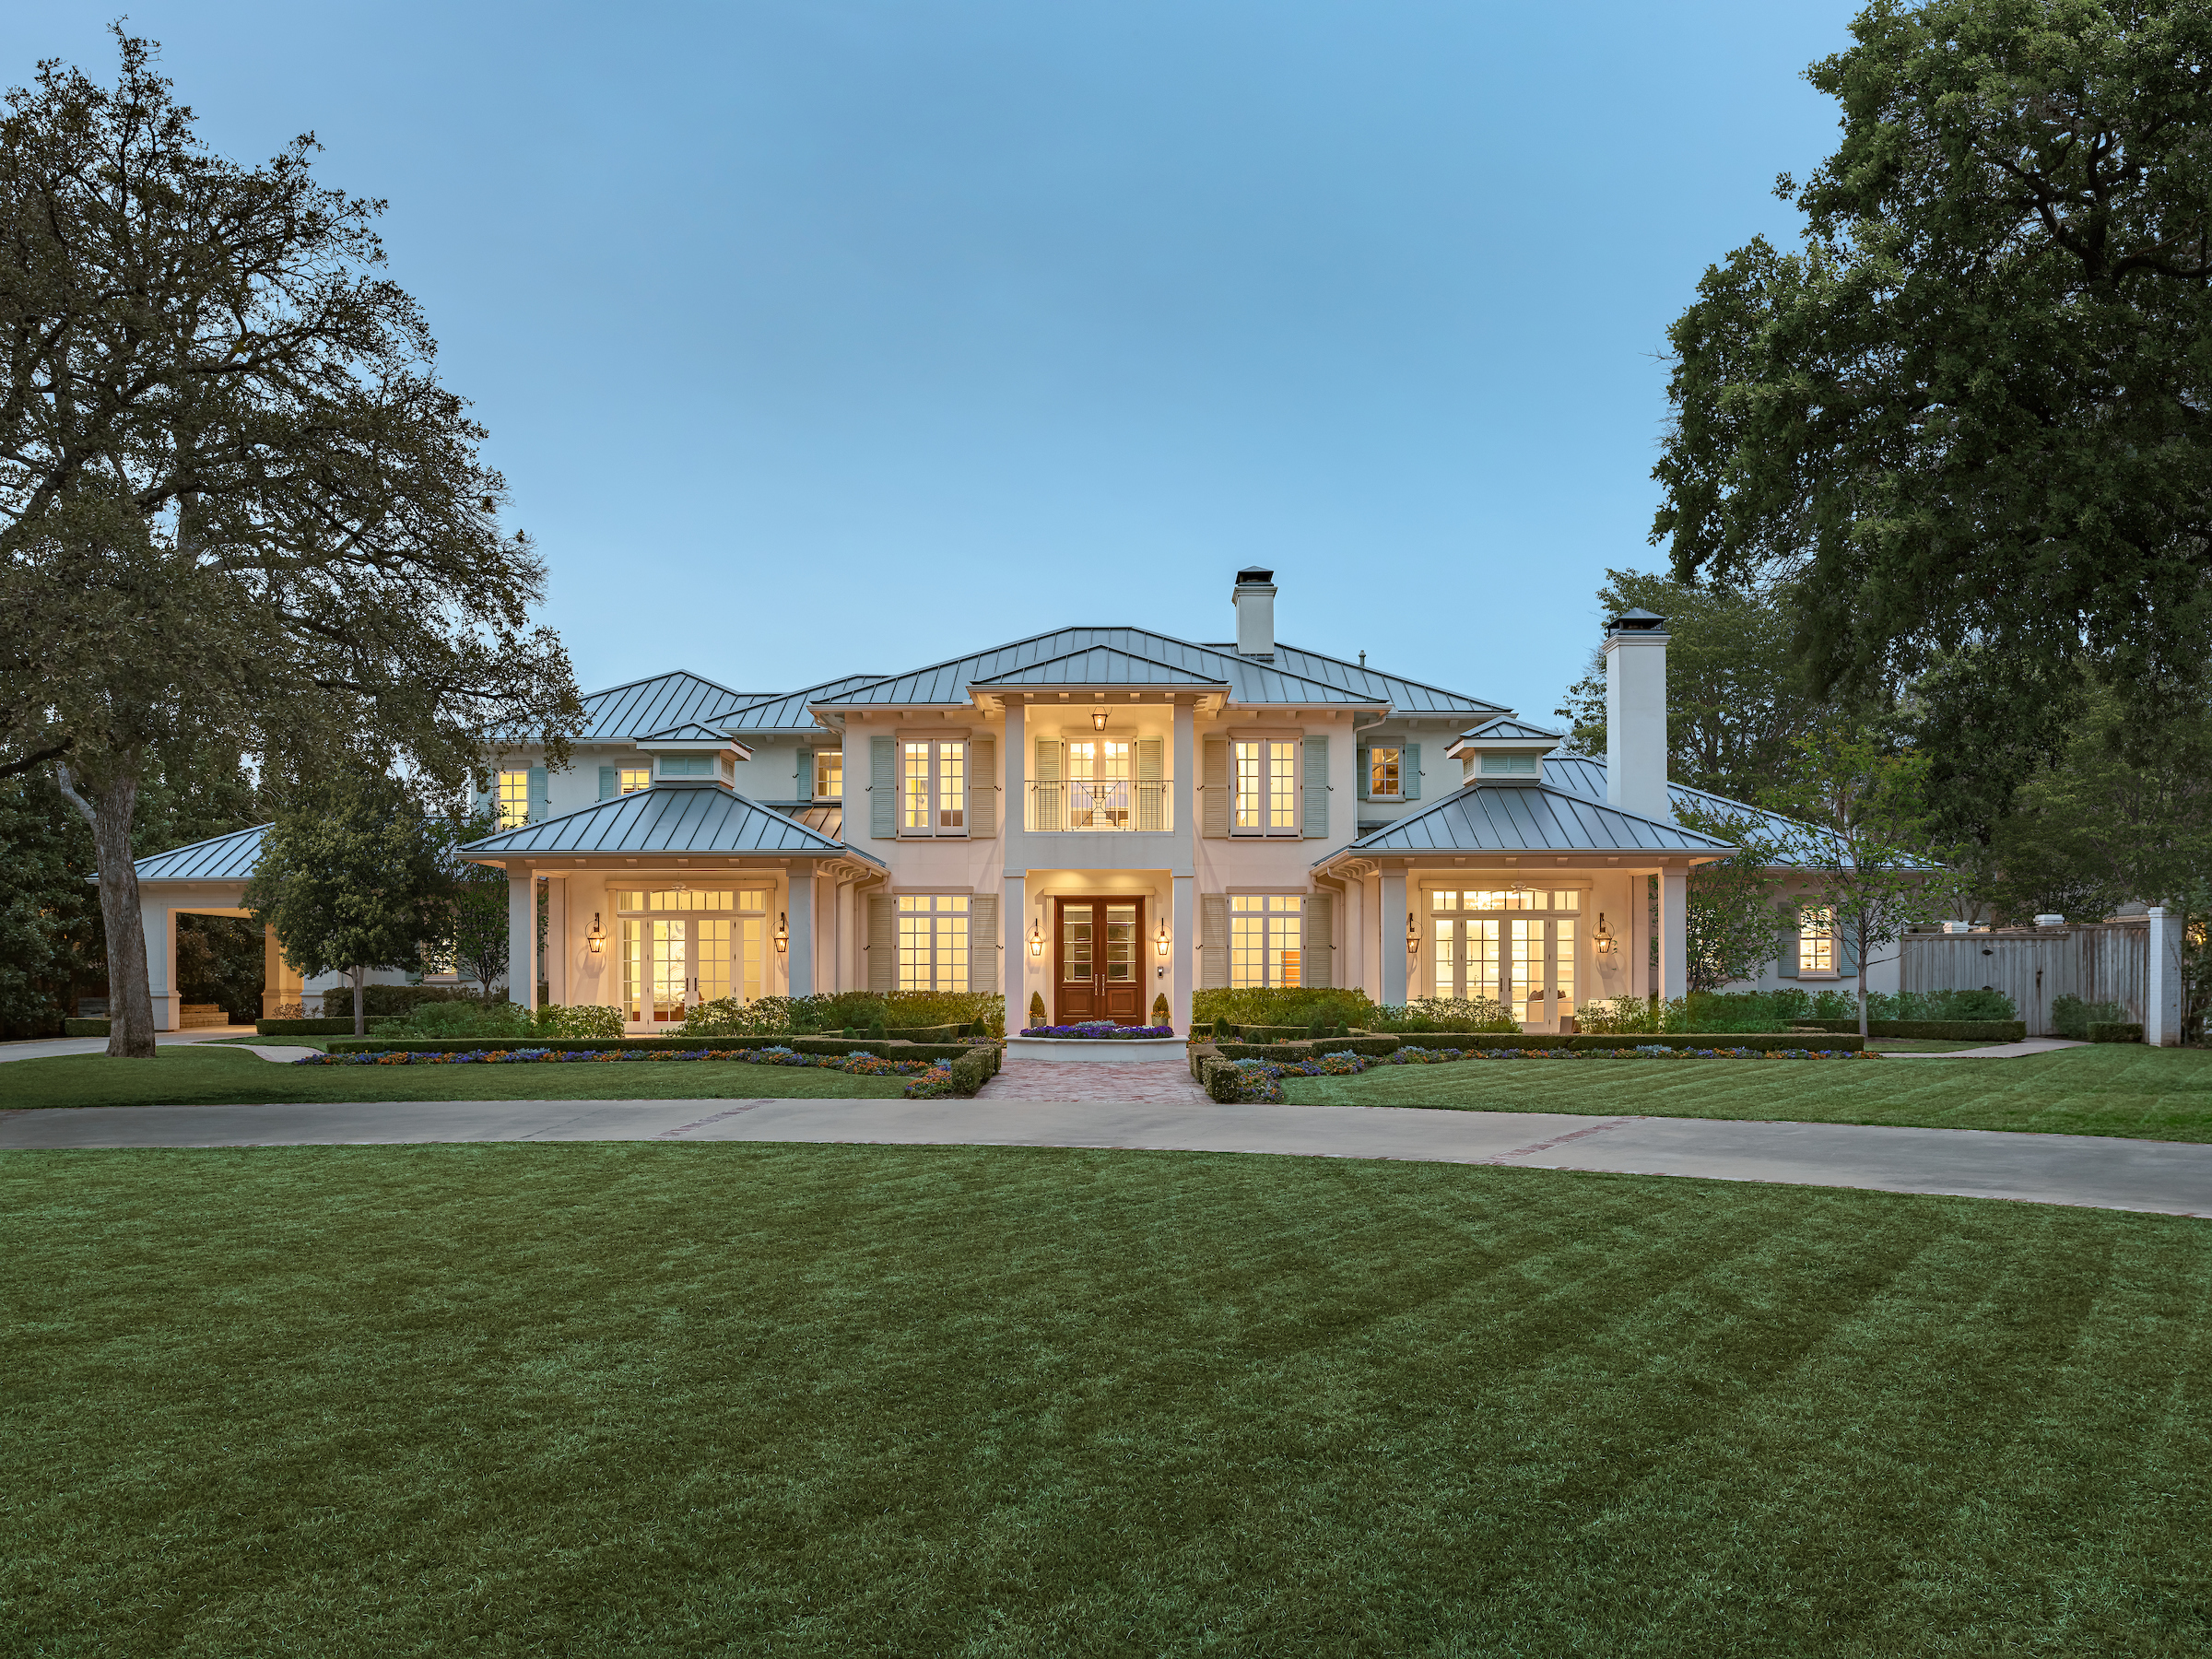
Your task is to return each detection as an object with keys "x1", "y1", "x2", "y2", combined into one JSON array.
[
  {"x1": 677, "y1": 992, "x2": 1005, "y2": 1040},
  {"x1": 1368, "y1": 997, "x2": 1521, "y2": 1033},
  {"x1": 1192, "y1": 988, "x2": 1382, "y2": 1030},
  {"x1": 2051, "y1": 994, "x2": 2130, "y2": 1042}
]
